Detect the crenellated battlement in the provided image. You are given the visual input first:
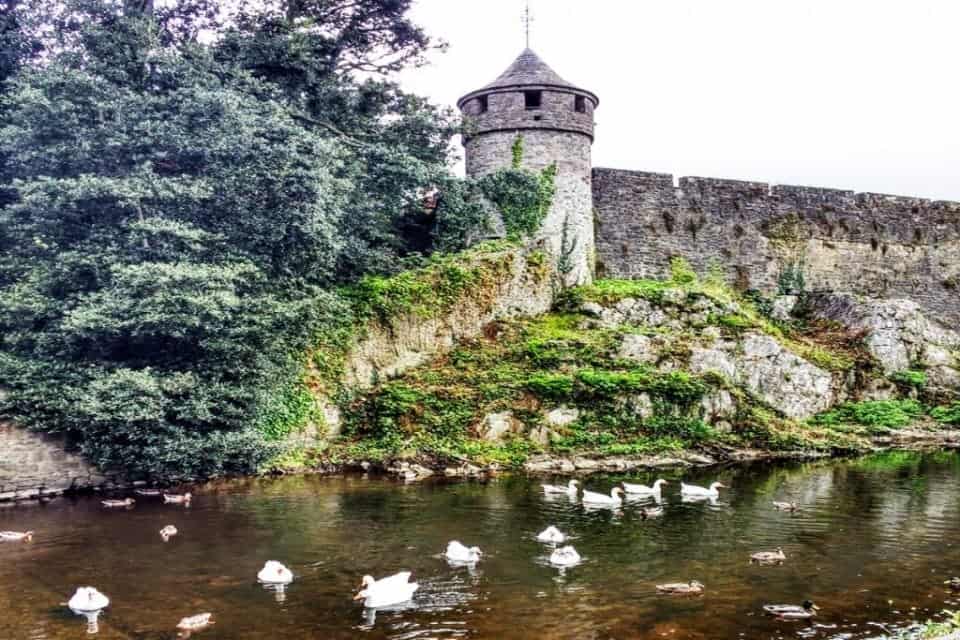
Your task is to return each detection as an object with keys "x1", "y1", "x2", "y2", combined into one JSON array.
[{"x1": 593, "y1": 167, "x2": 960, "y2": 324}]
